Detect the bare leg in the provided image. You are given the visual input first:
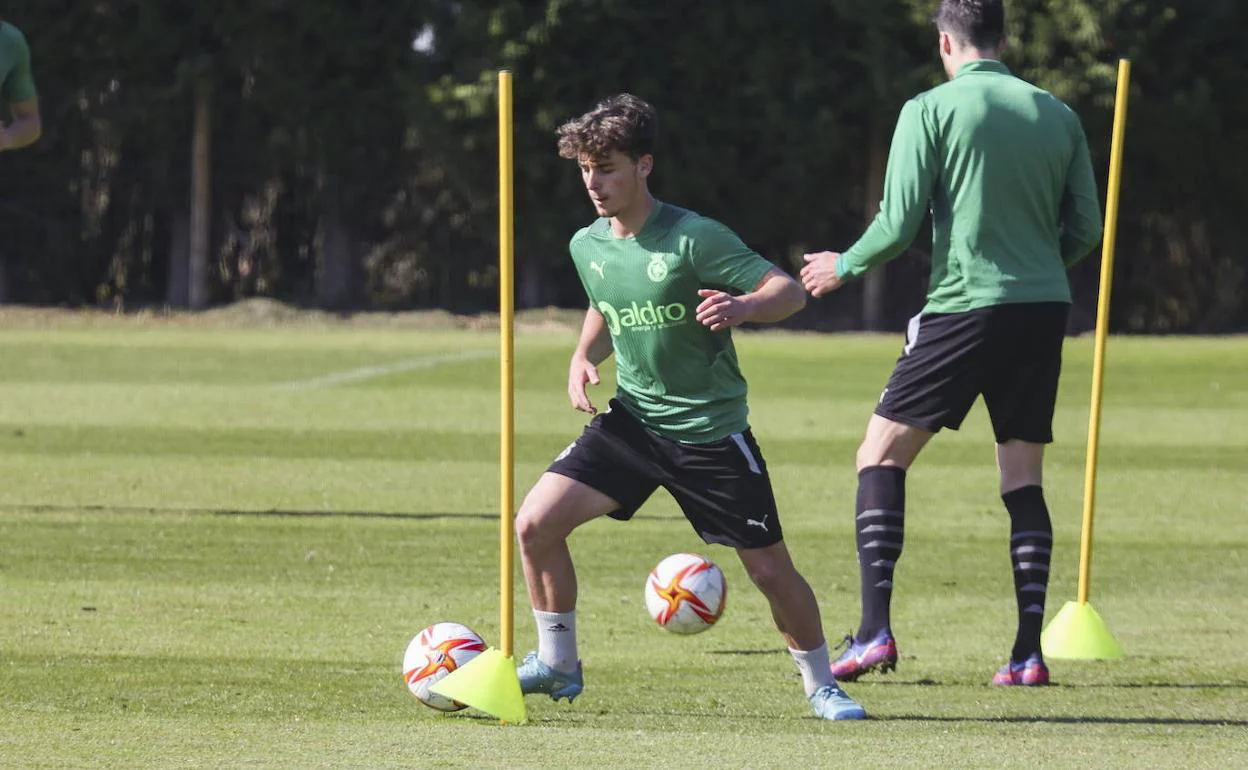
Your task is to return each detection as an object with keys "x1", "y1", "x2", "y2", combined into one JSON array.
[
  {"x1": 856, "y1": 413, "x2": 933, "y2": 471},
  {"x1": 996, "y1": 440, "x2": 1044, "y2": 494},
  {"x1": 736, "y1": 541, "x2": 824, "y2": 650},
  {"x1": 515, "y1": 472, "x2": 620, "y2": 612}
]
